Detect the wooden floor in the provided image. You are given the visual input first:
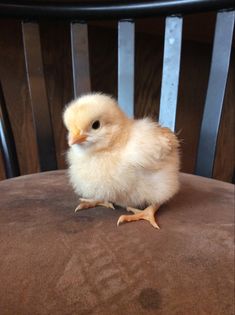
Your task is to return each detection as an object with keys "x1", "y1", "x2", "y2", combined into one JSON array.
[{"x1": 0, "y1": 12, "x2": 234, "y2": 182}]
